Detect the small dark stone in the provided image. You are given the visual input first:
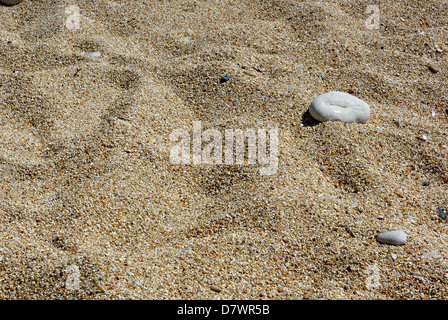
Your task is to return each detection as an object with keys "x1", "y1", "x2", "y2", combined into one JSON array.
[
  {"x1": 436, "y1": 208, "x2": 447, "y2": 220},
  {"x1": 220, "y1": 75, "x2": 230, "y2": 83},
  {"x1": 344, "y1": 284, "x2": 350, "y2": 290},
  {"x1": 423, "y1": 180, "x2": 430, "y2": 186}
]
